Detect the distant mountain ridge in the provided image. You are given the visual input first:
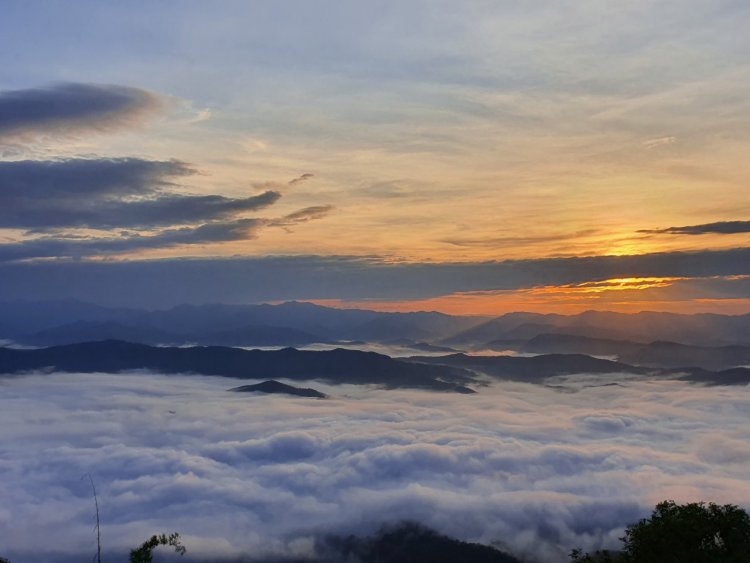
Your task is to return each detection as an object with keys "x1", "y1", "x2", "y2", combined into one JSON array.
[
  {"x1": 2, "y1": 300, "x2": 749, "y2": 366},
  {"x1": 407, "y1": 352, "x2": 650, "y2": 382},
  {"x1": 443, "y1": 310, "x2": 750, "y2": 347},
  {"x1": 407, "y1": 352, "x2": 750, "y2": 386},
  {"x1": 0, "y1": 300, "x2": 487, "y2": 348},
  {"x1": 509, "y1": 333, "x2": 750, "y2": 370}
]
